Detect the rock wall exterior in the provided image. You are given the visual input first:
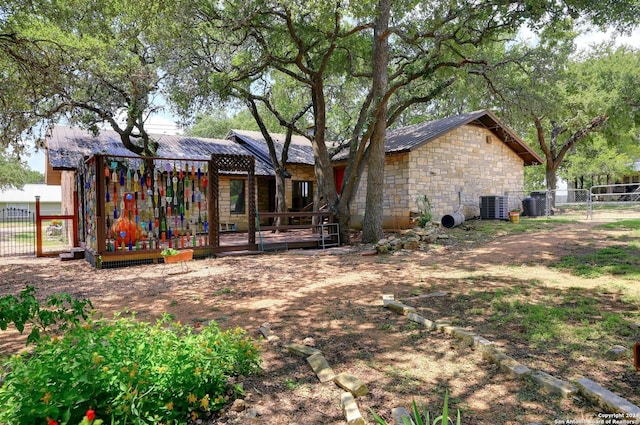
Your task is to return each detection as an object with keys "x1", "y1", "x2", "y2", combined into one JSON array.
[{"x1": 350, "y1": 124, "x2": 525, "y2": 229}]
